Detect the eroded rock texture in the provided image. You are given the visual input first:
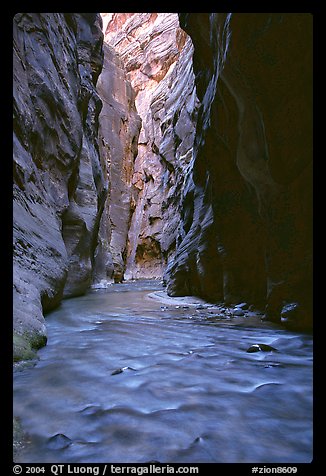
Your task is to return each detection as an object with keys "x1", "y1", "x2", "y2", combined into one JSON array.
[
  {"x1": 93, "y1": 42, "x2": 141, "y2": 285},
  {"x1": 13, "y1": 13, "x2": 104, "y2": 360},
  {"x1": 102, "y1": 13, "x2": 198, "y2": 279},
  {"x1": 166, "y1": 13, "x2": 312, "y2": 329}
]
